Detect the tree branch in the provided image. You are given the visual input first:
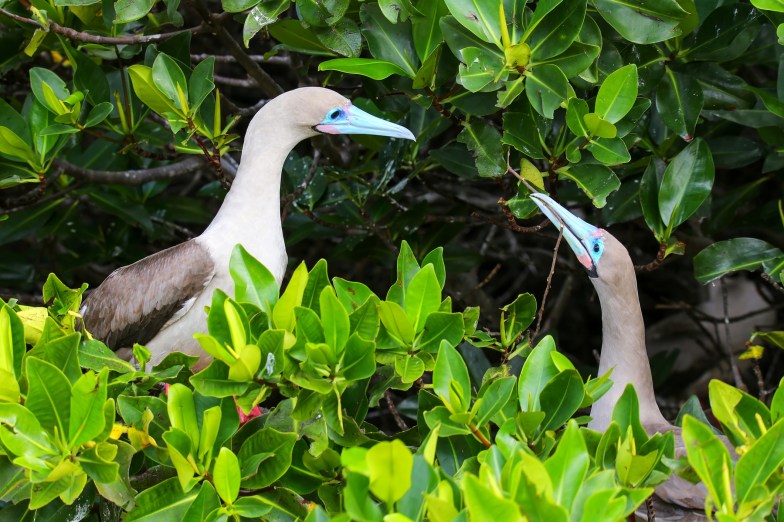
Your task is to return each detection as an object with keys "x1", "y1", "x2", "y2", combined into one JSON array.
[
  {"x1": 189, "y1": 0, "x2": 284, "y2": 98},
  {"x1": 54, "y1": 157, "x2": 205, "y2": 185},
  {"x1": 0, "y1": 8, "x2": 210, "y2": 45}
]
